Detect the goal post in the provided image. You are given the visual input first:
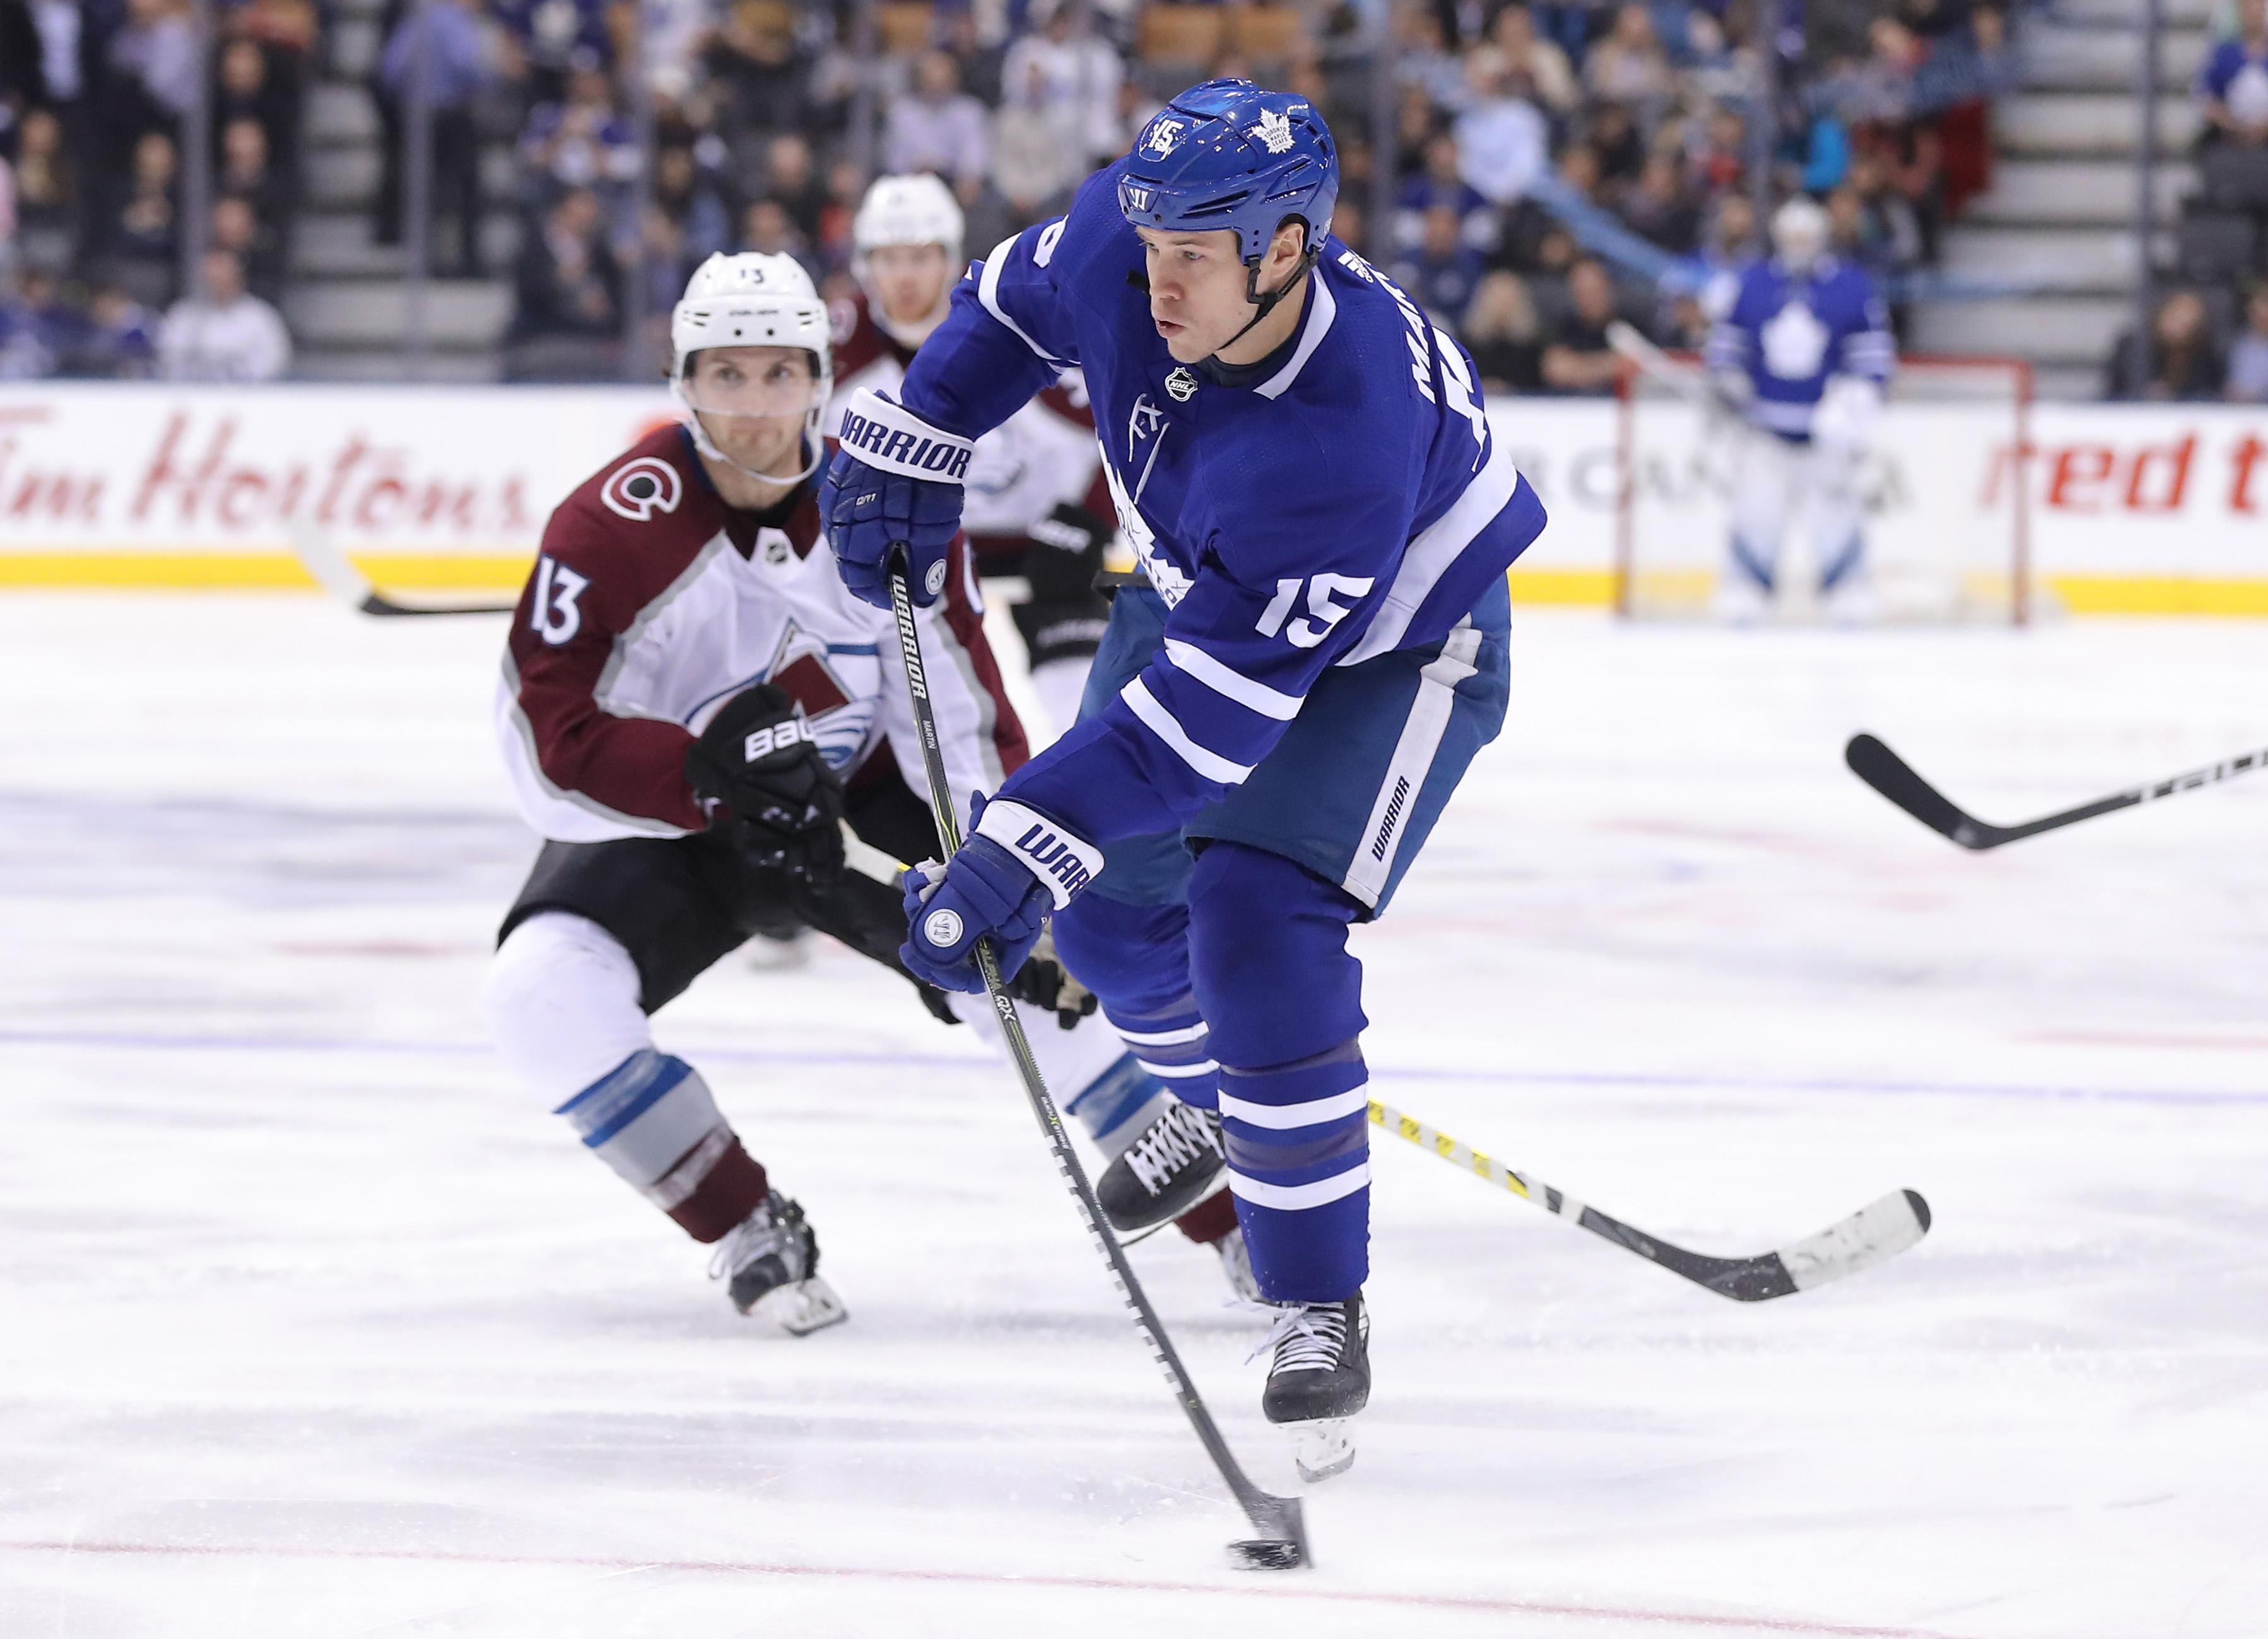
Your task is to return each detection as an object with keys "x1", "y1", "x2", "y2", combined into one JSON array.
[{"x1": 1613, "y1": 353, "x2": 2035, "y2": 626}]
